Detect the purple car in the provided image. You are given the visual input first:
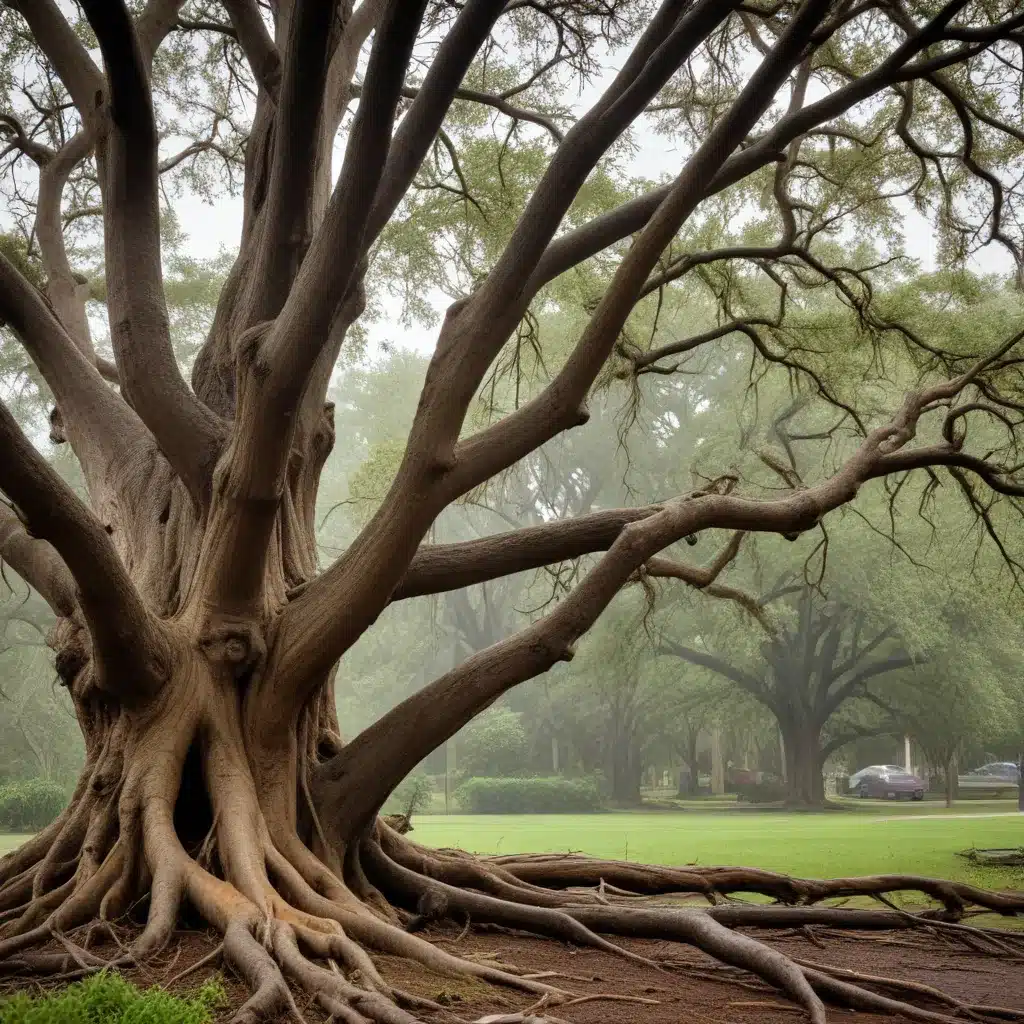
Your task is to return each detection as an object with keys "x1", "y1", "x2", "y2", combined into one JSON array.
[{"x1": 849, "y1": 765, "x2": 925, "y2": 801}]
